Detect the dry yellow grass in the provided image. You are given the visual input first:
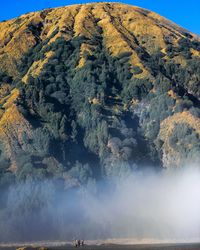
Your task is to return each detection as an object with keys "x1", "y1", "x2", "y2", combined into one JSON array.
[
  {"x1": 160, "y1": 111, "x2": 200, "y2": 136},
  {"x1": 77, "y1": 43, "x2": 95, "y2": 68},
  {"x1": 0, "y1": 83, "x2": 10, "y2": 96},
  {"x1": 88, "y1": 97, "x2": 101, "y2": 105},
  {"x1": 22, "y1": 51, "x2": 54, "y2": 83},
  {"x1": 2, "y1": 88, "x2": 19, "y2": 109},
  {"x1": 167, "y1": 90, "x2": 177, "y2": 100},
  {"x1": 0, "y1": 84, "x2": 12, "y2": 107},
  {"x1": 158, "y1": 111, "x2": 200, "y2": 168},
  {"x1": 0, "y1": 88, "x2": 32, "y2": 172},
  {"x1": 191, "y1": 48, "x2": 200, "y2": 58},
  {"x1": 0, "y1": 2, "x2": 193, "y2": 77},
  {"x1": 0, "y1": 12, "x2": 45, "y2": 76}
]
